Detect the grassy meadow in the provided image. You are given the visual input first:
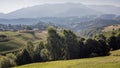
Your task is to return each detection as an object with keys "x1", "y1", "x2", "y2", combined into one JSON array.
[{"x1": 14, "y1": 49, "x2": 120, "y2": 68}]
